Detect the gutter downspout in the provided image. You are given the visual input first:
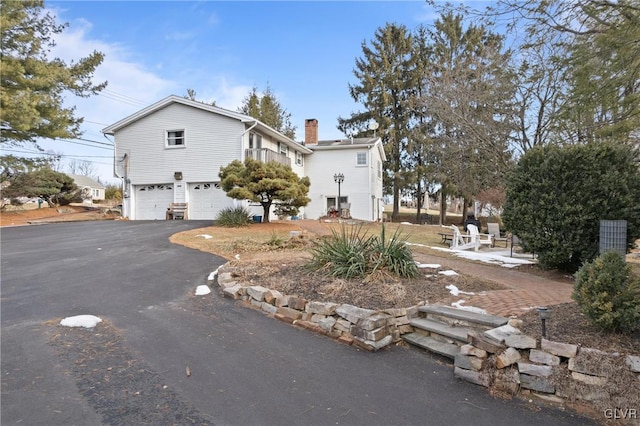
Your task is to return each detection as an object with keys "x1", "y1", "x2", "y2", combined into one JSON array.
[
  {"x1": 104, "y1": 133, "x2": 128, "y2": 218},
  {"x1": 240, "y1": 120, "x2": 259, "y2": 162}
]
